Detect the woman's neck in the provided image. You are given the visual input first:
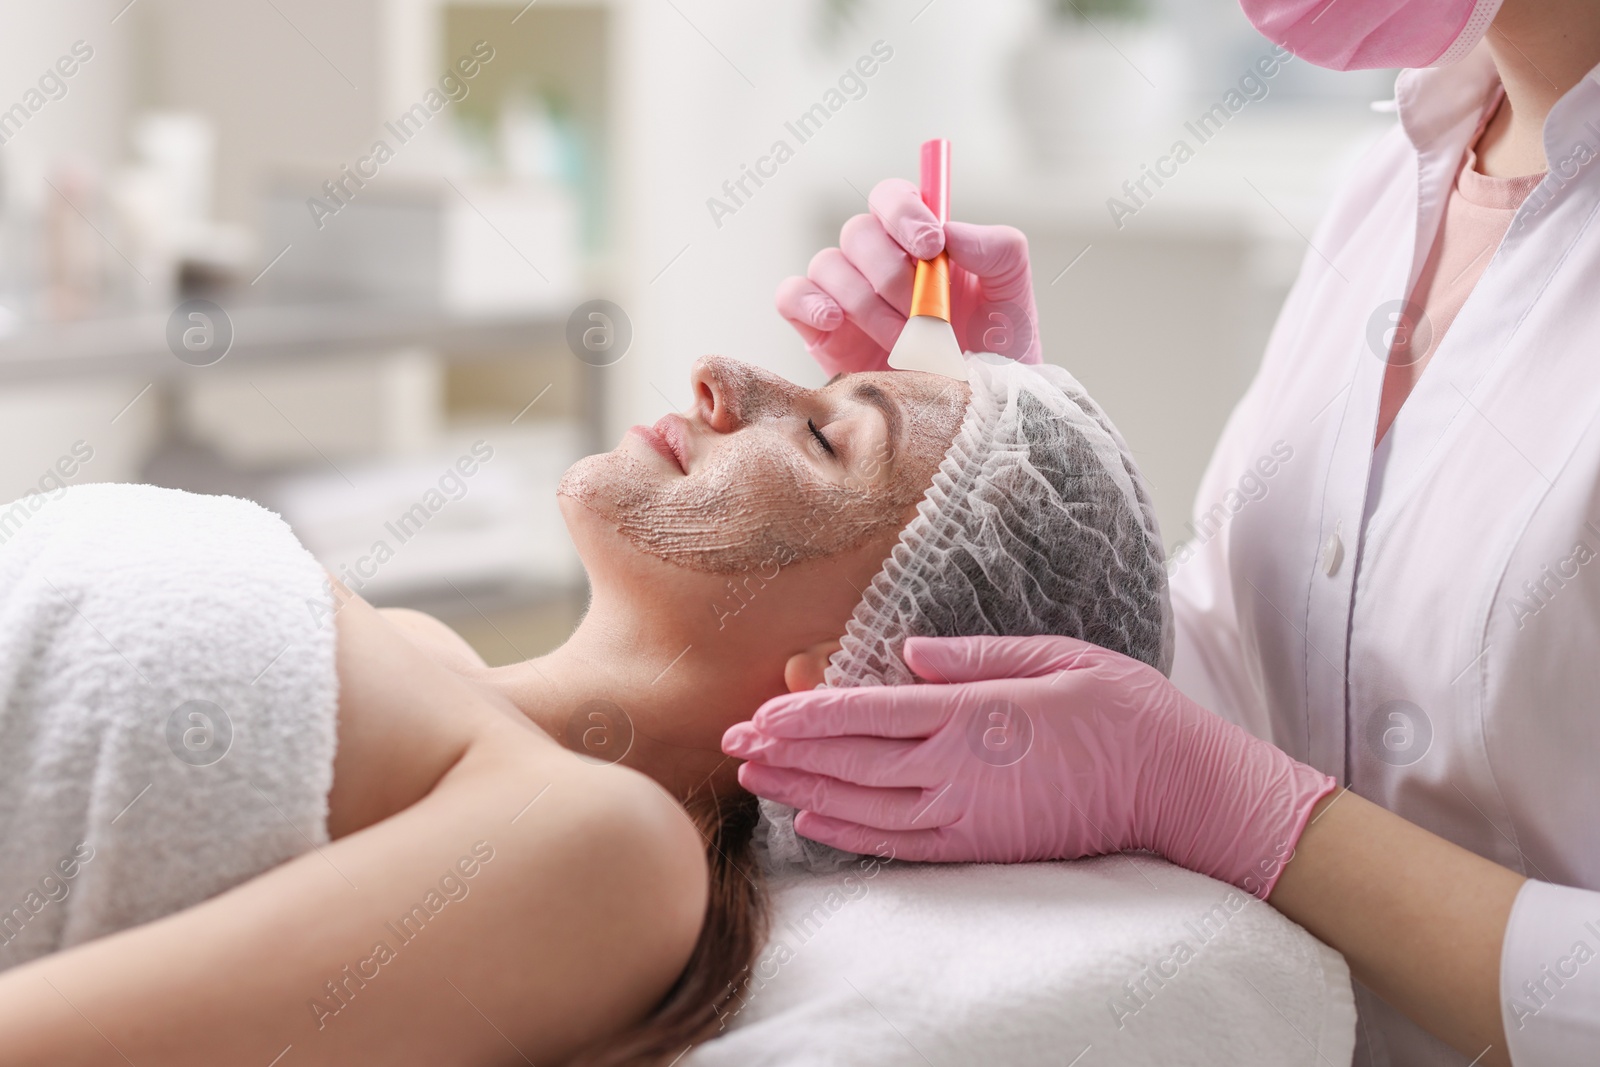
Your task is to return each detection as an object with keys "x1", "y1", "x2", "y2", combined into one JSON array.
[
  {"x1": 1478, "y1": 0, "x2": 1600, "y2": 176},
  {"x1": 475, "y1": 600, "x2": 758, "y2": 802}
]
